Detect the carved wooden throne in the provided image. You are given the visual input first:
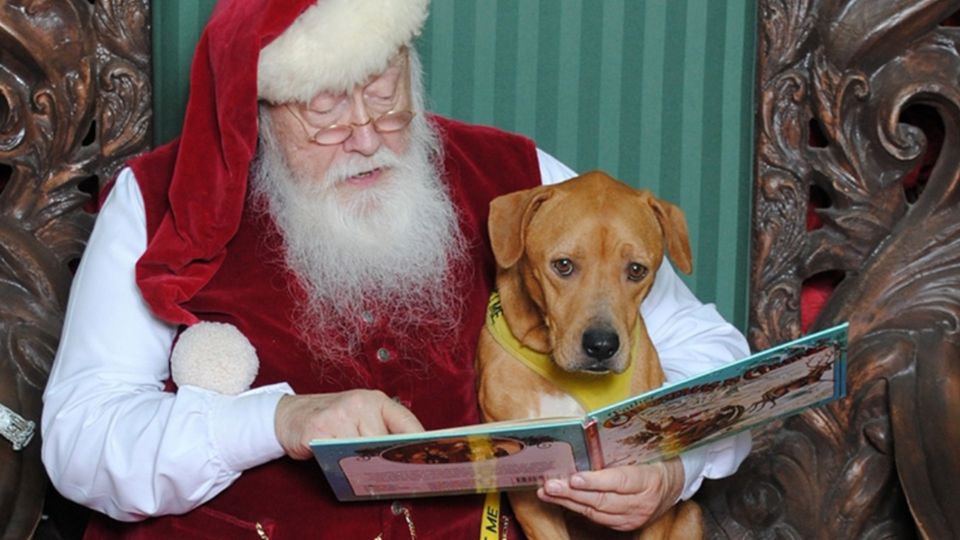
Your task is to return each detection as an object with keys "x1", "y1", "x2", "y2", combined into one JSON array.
[
  {"x1": 1, "y1": 1, "x2": 958, "y2": 539},
  {"x1": 0, "y1": 1, "x2": 150, "y2": 538},
  {"x1": 697, "y1": 1, "x2": 960, "y2": 539}
]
